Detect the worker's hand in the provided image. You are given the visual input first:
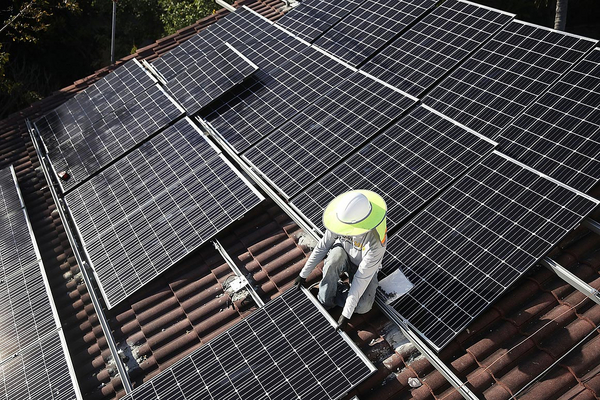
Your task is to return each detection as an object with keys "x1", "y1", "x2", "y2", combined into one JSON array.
[
  {"x1": 294, "y1": 276, "x2": 306, "y2": 291},
  {"x1": 336, "y1": 315, "x2": 348, "y2": 331}
]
